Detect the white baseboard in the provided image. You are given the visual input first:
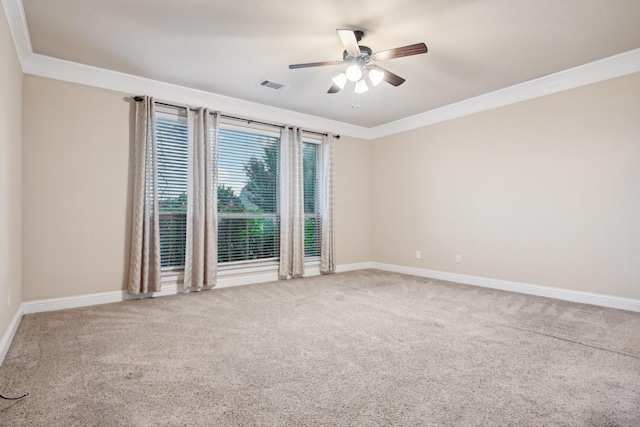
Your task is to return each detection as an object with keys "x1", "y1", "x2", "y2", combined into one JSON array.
[
  {"x1": 0, "y1": 304, "x2": 24, "y2": 366},
  {"x1": 20, "y1": 262, "x2": 640, "y2": 315},
  {"x1": 337, "y1": 262, "x2": 374, "y2": 272},
  {"x1": 371, "y1": 262, "x2": 640, "y2": 313},
  {"x1": 20, "y1": 262, "x2": 364, "y2": 315}
]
